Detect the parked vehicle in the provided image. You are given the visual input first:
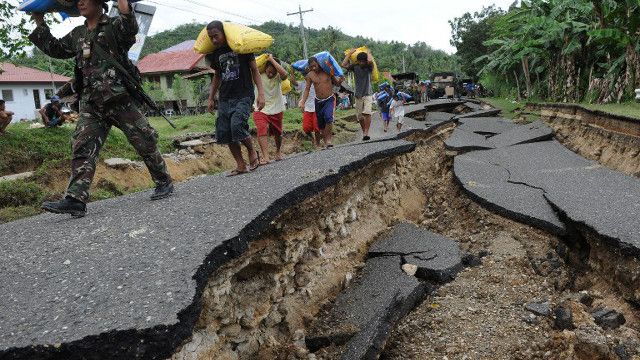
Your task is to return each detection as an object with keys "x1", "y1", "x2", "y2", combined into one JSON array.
[
  {"x1": 431, "y1": 72, "x2": 458, "y2": 98},
  {"x1": 391, "y1": 72, "x2": 420, "y2": 103}
]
